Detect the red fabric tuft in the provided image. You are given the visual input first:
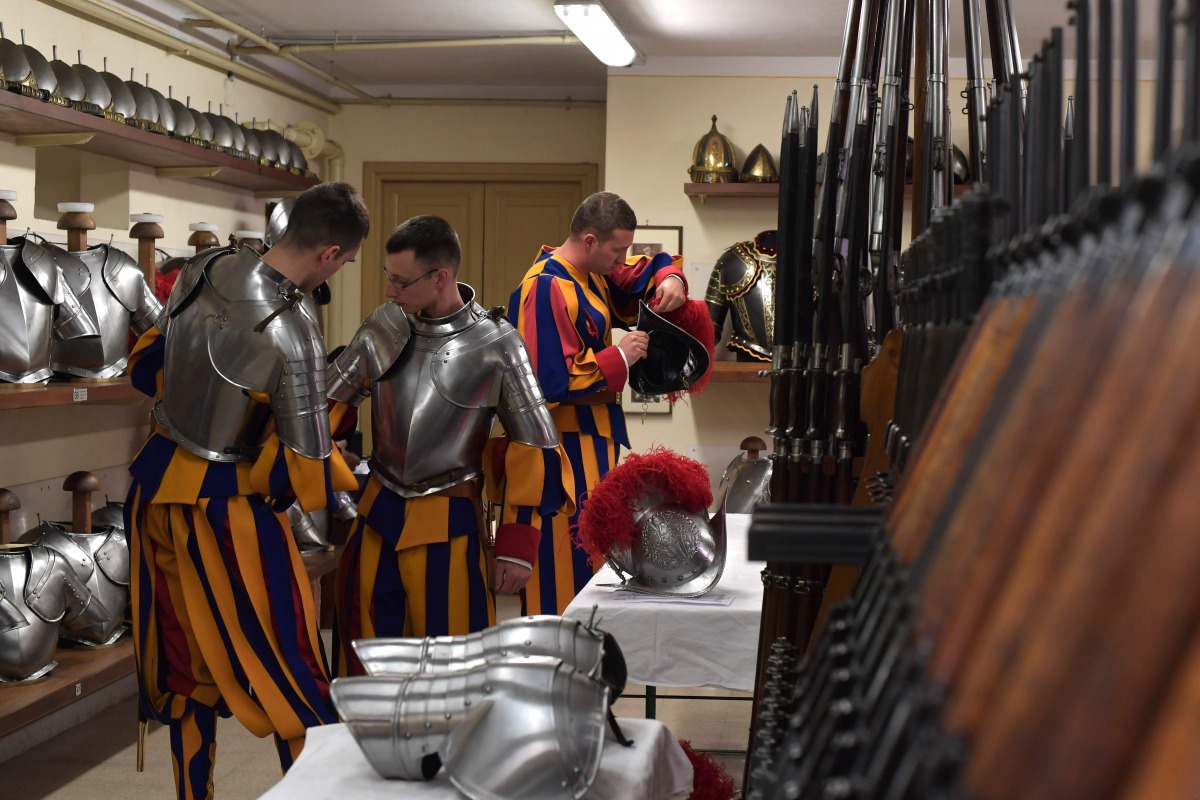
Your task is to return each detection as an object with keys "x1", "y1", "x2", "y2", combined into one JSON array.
[
  {"x1": 154, "y1": 269, "x2": 178, "y2": 303},
  {"x1": 661, "y1": 299, "x2": 716, "y2": 401},
  {"x1": 678, "y1": 740, "x2": 738, "y2": 800},
  {"x1": 573, "y1": 446, "x2": 713, "y2": 567}
]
